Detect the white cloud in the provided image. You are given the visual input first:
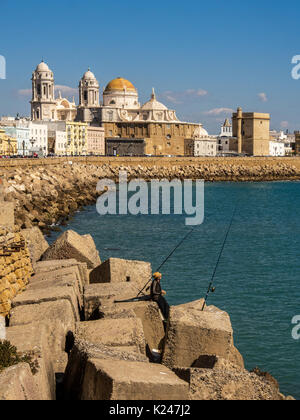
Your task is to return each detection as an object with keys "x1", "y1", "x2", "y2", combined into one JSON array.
[
  {"x1": 55, "y1": 85, "x2": 77, "y2": 96},
  {"x1": 203, "y1": 108, "x2": 234, "y2": 116},
  {"x1": 17, "y1": 85, "x2": 77, "y2": 98},
  {"x1": 258, "y1": 92, "x2": 268, "y2": 102},
  {"x1": 18, "y1": 89, "x2": 31, "y2": 96},
  {"x1": 280, "y1": 121, "x2": 289, "y2": 128},
  {"x1": 160, "y1": 89, "x2": 208, "y2": 104}
]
